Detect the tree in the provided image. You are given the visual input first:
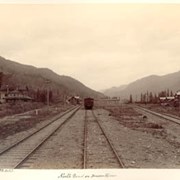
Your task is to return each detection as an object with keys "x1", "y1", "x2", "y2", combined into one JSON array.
[
  {"x1": 49, "y1": 90, "x2": 53, "y2": 102},
  {"x1": 140, "y1": 93, "x2": 143, "y2": 103},
  {"x1": 40, "y1": 90, "x2": 46, "y2": 103},
  {"x1": 129, "y1": 94, "x2": 133, "y2": 103},
  {"x1": 149, "y1": 92, "x2": 153, "y2": 103},
  {"x1": 36, "y1": 89, "x2": 40, "y2": 102},
  {"x1": 0, "y1": 72, "x2": 3, "y2": 88},
  {"x1": 26, "y1": 85, "x2": 29, "y2": 91},
  {"x1": 146, "y1": 91, "x2": 149, "y2": 102},
  {"x1": 159, "y1": 90, "x2": 166, "y2": 97},
  {"x1": 170, "y1": 90, "x2": 174, "y2": 97},
  {"x1": 153, "y1": 93, "x2": 158, "y2": 104}
]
